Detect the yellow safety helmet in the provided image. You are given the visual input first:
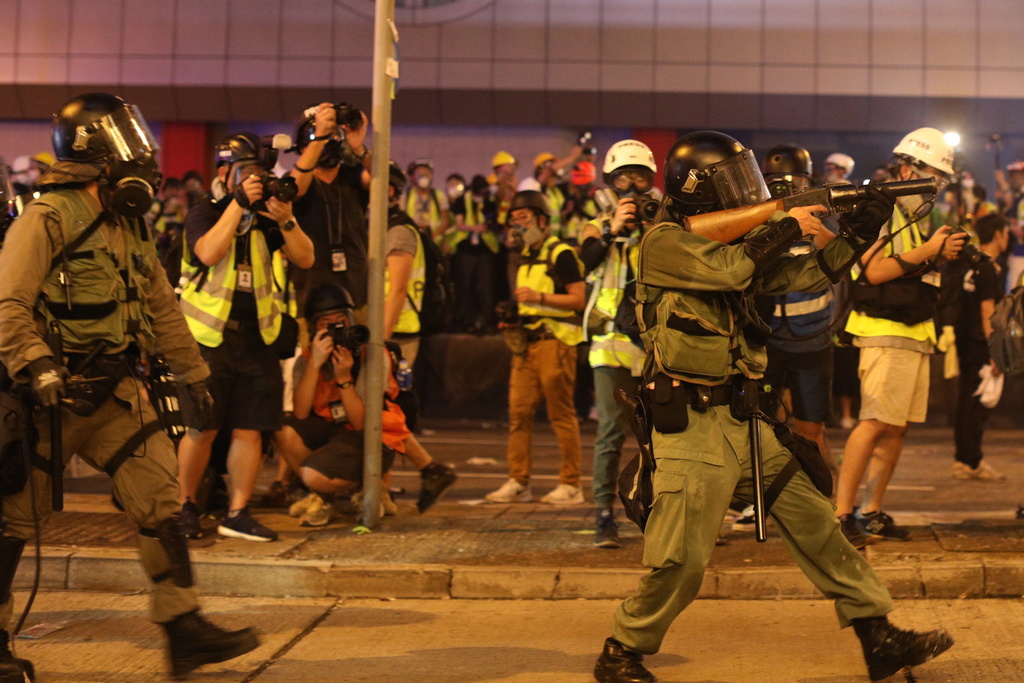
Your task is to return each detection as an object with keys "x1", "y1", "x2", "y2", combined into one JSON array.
[{"x1": 492, "y1": 150, "x2": 516, "y2": 168}]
